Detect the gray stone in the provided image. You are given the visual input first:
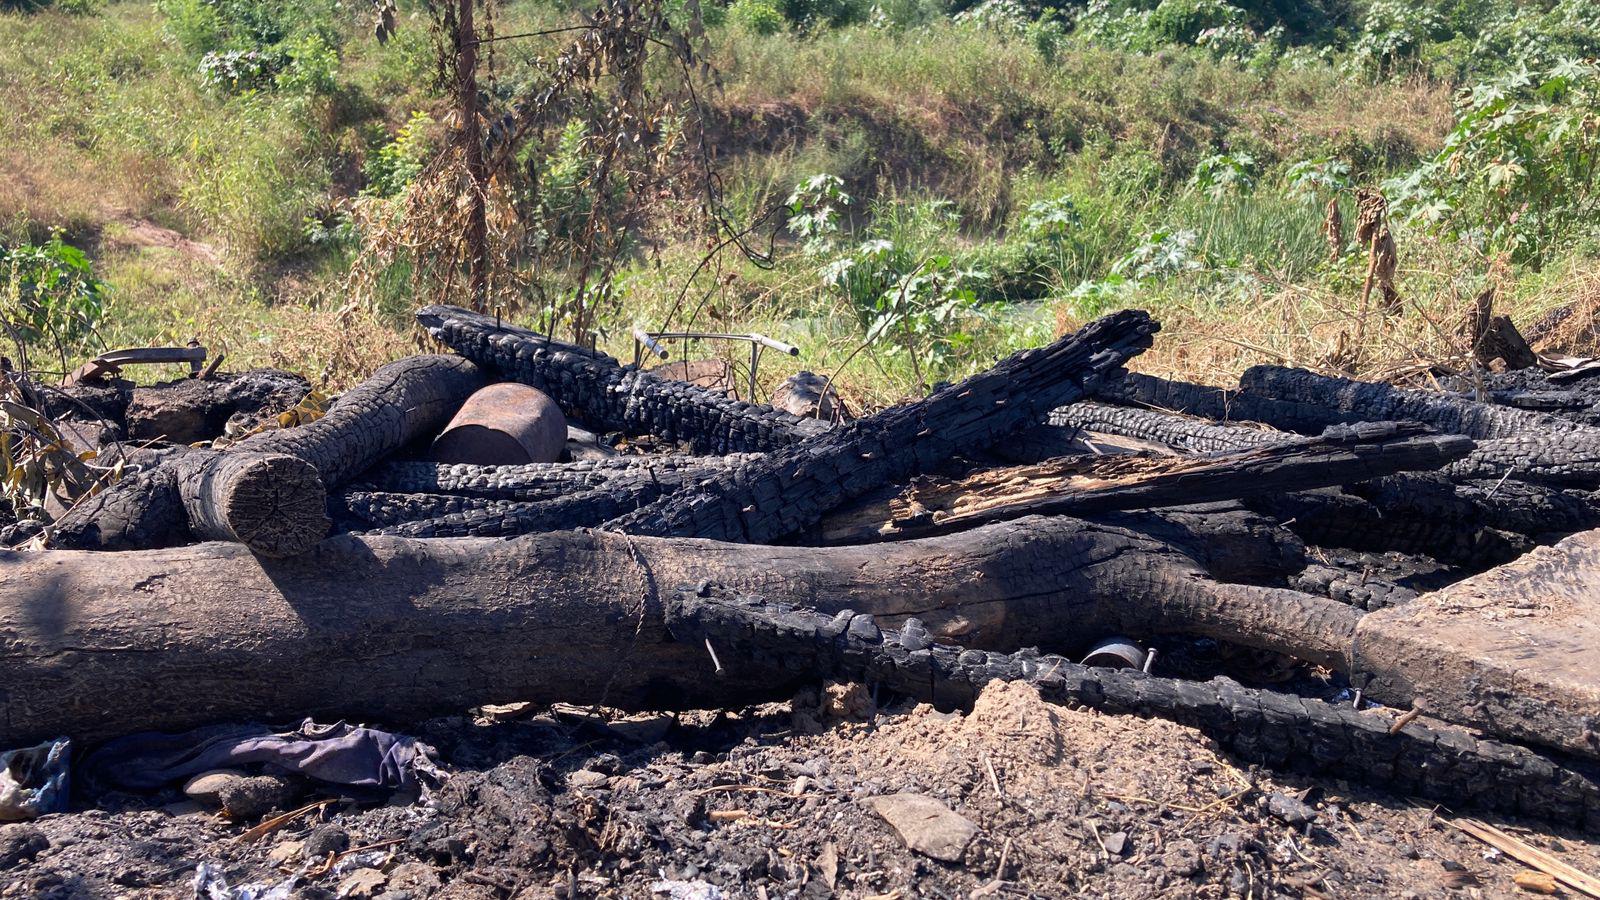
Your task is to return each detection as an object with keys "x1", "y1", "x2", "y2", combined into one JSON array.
[
  {"x1": 218, "y1": 775, "x2": 296, "y2": 819},
  {"x1": 303, "y1": 824, "x2": 350, "y2": 860},
  {"x1": 1264, "y1": 791, "x2": 1316, "y2": 826},
  {"x1": 181, "y1": 769, "x2": 247, "y2": 807},
  {"x1": 865, "y1": 793, "x2": 979, "y2": 862},
  {"x1": 1161, "y1": 838, "x2": 1202, "y2": 876},
  {"x1": 569, "y1": 770, "x2": 611, "y2": 789},
  {"x1": 0, "y1": 824, "x2": 48, "y2": 870}
]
